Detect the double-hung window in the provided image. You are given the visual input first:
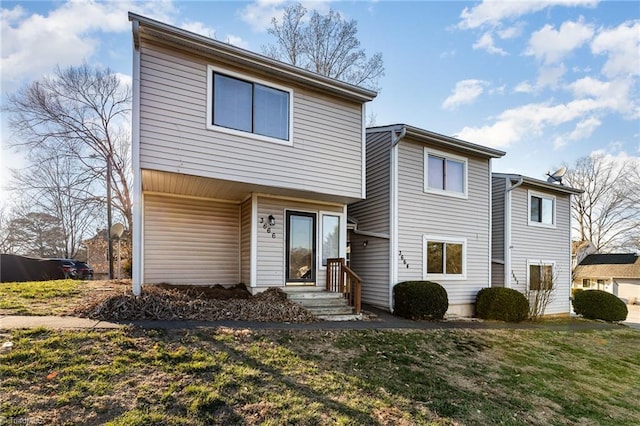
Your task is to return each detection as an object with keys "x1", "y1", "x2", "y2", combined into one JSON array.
[
  {"x1": 424, "y1": 148, "x2": 467, "y2": 197},
  {"x1": 528, "y1": 261, "x2": 554, "y2": 291},
  {"x1": 528, "y1": 190, "x2": 555, "y2": 227},
  {"x1": 423, "y1": 235, "x2": 466, "y2": 280},
  {"x1": 208, "y1": 67, "x2": 291, "y2": 143}
]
